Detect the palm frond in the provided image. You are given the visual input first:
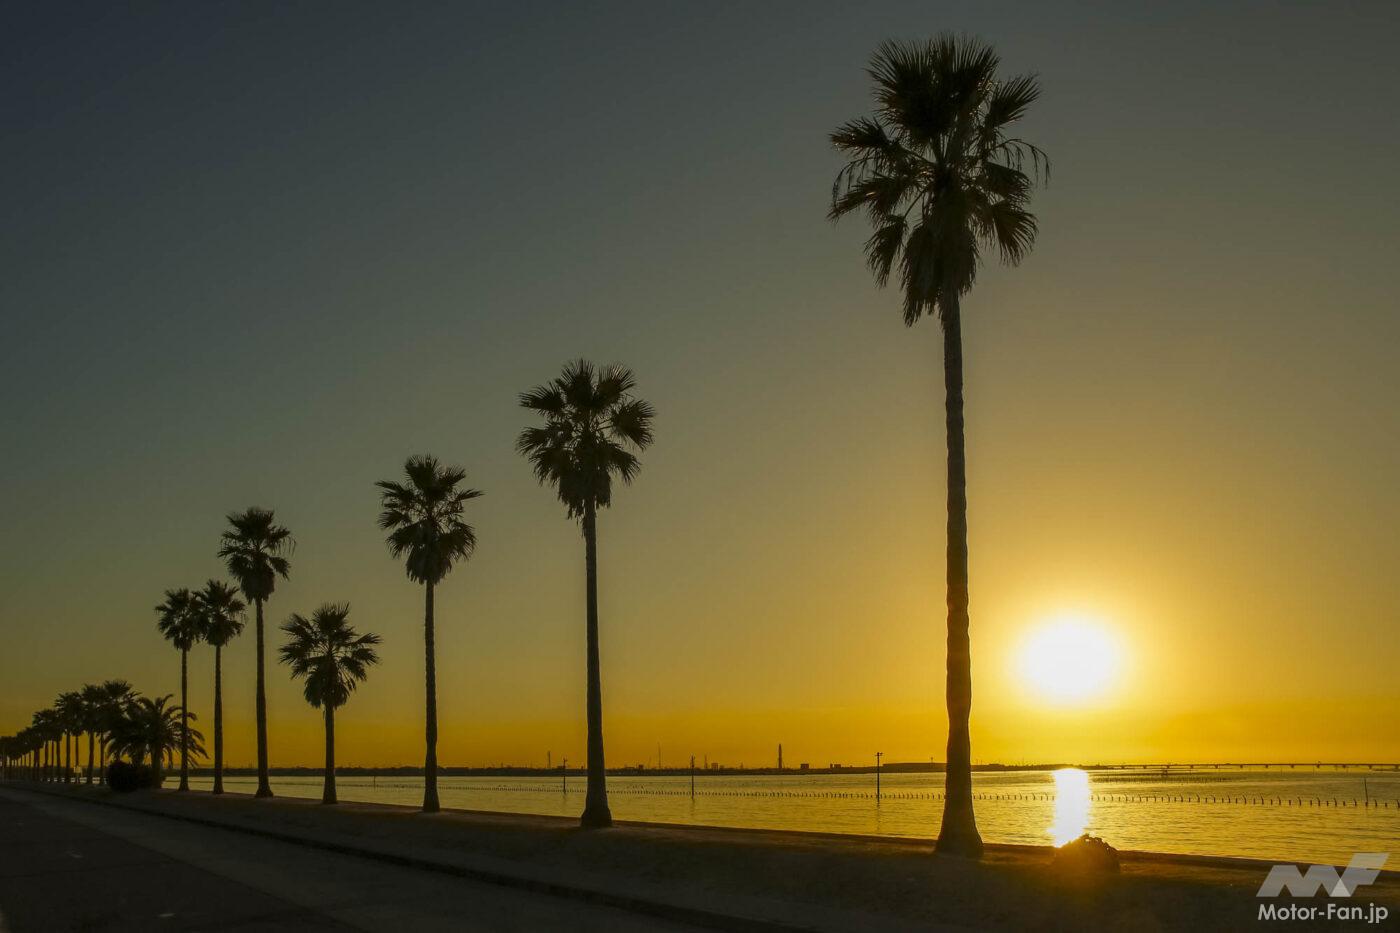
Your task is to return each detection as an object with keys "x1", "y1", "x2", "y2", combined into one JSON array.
[
  {"x1": 830, "y1": 33, "x2": 1045, "y2": 325},
  {"x1": 517, "y1": 360, "x2": 655, "y2": 520},
  {"x1": 281, "y1": 603, "x2": 381, "y2": 710}
]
